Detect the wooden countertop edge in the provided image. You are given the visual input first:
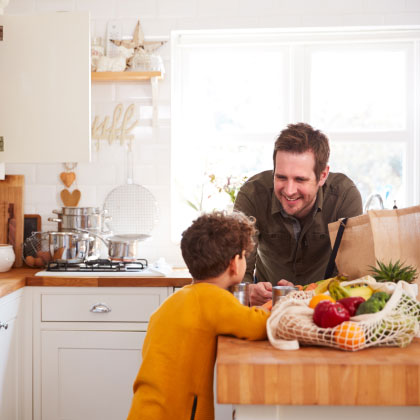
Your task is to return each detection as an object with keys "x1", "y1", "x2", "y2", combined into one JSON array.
[
  {"x1": 0, "y1": 268, "x2": 192, "y2": 298},
  {"x1": 216, "y1": 336, "x2": 420, "y2": 406}
]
